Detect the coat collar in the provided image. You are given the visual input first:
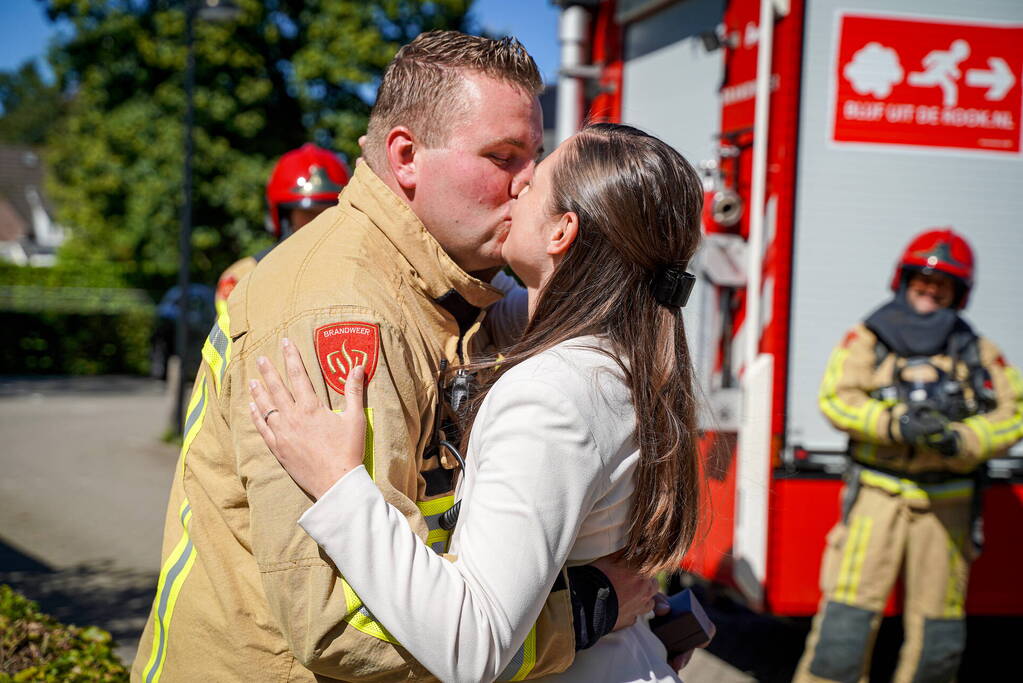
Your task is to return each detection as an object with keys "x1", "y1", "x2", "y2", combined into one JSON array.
[{"x1": 342, "y1": 161, "x2": 503, "y2": 311}]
